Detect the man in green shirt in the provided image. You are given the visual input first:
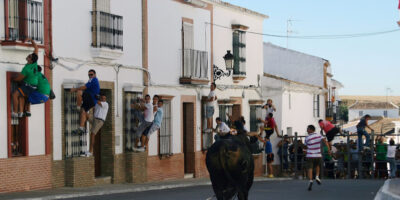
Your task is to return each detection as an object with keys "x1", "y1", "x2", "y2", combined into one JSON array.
[
  {"x1": 12, "y1": 39, "x2": 39, "y2": 118},
  {"x1": 28, "y1": 65, "x2": 50, "y2": 105}
]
